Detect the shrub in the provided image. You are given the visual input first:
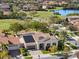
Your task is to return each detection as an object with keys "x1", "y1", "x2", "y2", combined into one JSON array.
[{"x1": 20, "y1": 48, "x2": 28, "y2": 56}]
